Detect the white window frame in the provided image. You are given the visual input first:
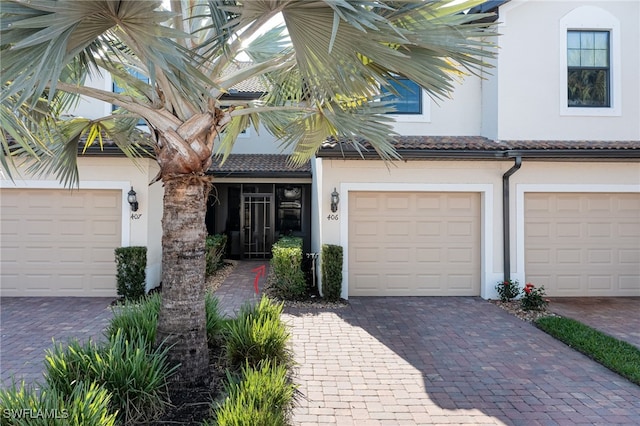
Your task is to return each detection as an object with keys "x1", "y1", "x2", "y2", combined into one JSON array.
[{"x1": 559, "y1": 6, "x2": 621, "y2": 117}]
